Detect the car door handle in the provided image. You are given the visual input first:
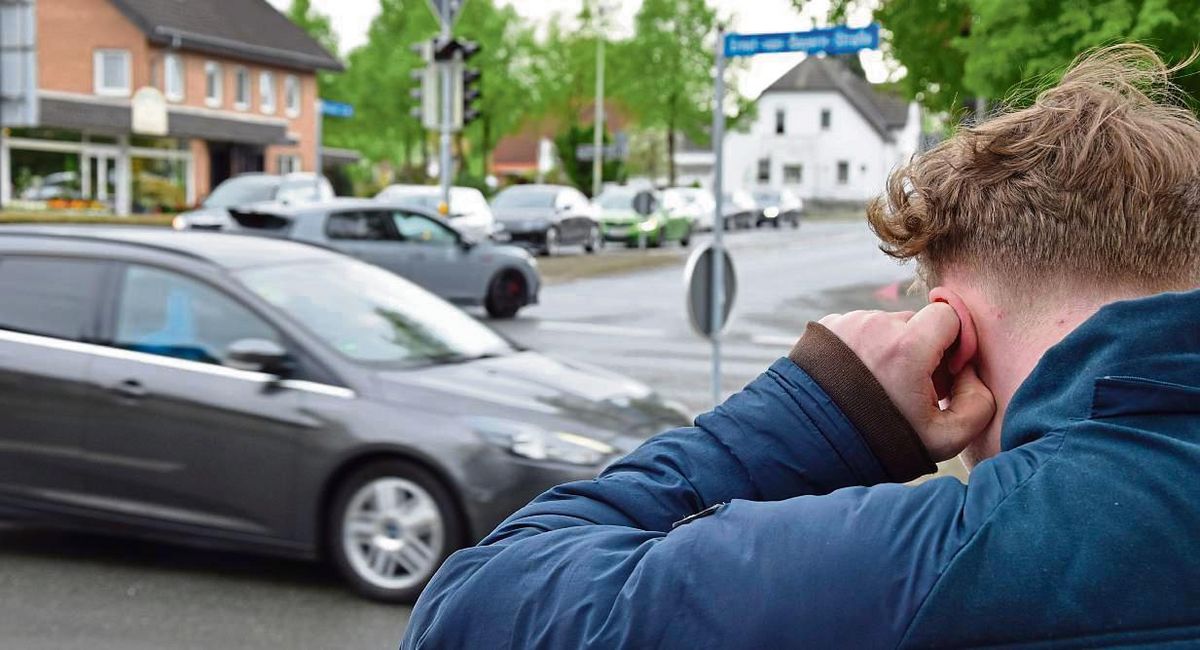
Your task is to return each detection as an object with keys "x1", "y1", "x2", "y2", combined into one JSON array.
[{"x1": 110, "y1": 379, "x2": 148, "y2": 400}]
